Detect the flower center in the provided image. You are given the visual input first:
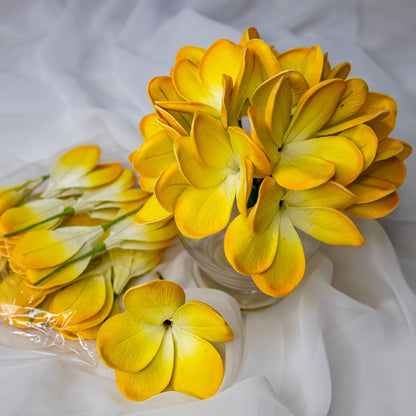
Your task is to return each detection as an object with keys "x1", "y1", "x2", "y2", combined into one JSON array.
[{"x1": 163, "y1": 319, "x2": 172, "y2": 328}]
